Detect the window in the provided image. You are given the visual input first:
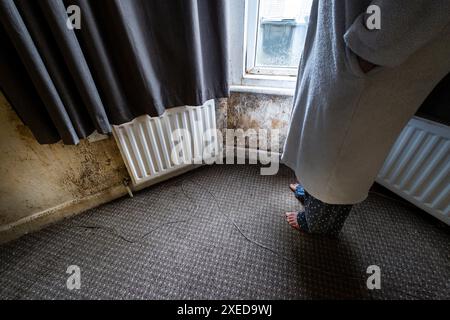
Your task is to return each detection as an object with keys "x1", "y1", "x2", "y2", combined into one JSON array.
[
  {"x1": 246, "y1": 0, "x2": 312, "y2": 77},
  {"x1": 229, "y1": 0, "x2": 312, "y2": 94}
]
